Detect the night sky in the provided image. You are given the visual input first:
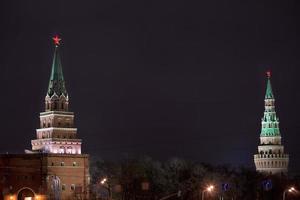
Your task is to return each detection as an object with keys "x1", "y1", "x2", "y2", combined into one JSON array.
[{"x1": 0, "y1": 1, "x2": 300, "y2": 174}]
